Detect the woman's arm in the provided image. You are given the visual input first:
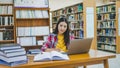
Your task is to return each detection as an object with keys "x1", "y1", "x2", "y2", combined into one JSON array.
[
  {"x1": 41, "y1": 35, "x2": 52, "y2": 51},
  {"x1": 41, "y1": 34, "x2": 58, "y2": 52}
]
